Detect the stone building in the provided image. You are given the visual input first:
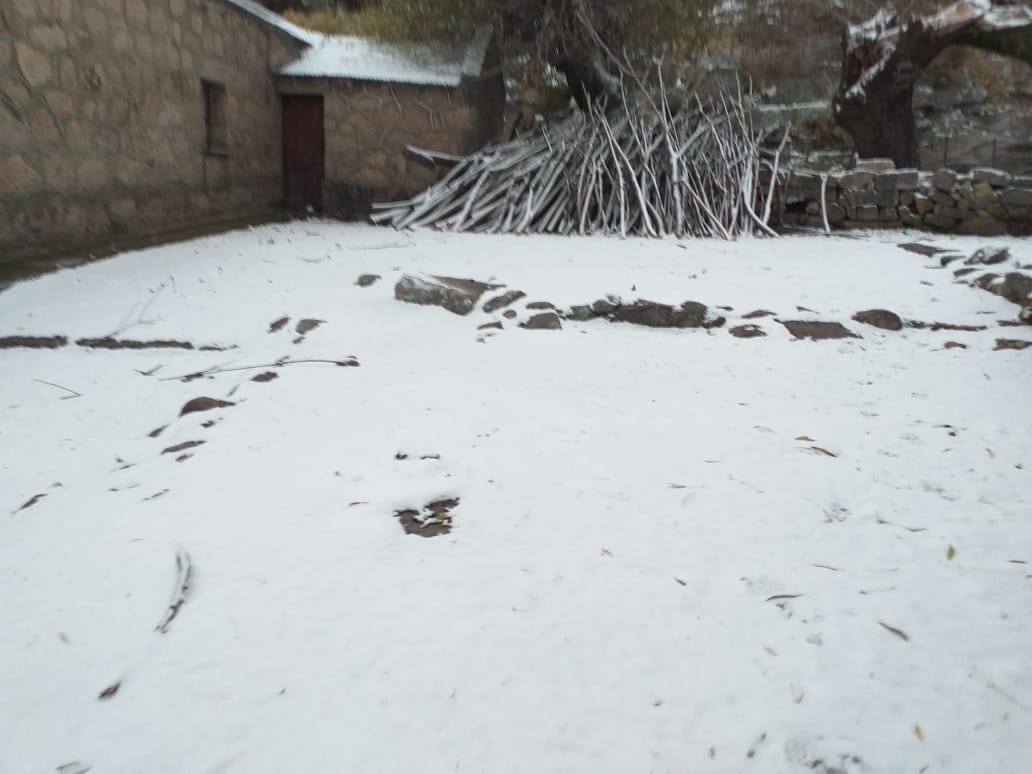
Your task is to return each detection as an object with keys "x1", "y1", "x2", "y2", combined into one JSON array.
[{"x1": 0, "y1": 0, "x2": 503, "y2": 257}]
